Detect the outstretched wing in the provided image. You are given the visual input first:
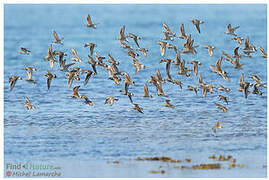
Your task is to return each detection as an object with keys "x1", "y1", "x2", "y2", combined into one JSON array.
[
  {"x1": 163, "y1": 23, "x2": 170, "y2": 32},
  {"x1": 53, "y1": 30, "x2": 59, "y2": 41},
  {"x1": 258, "y1": 46, "x2": 266, "y2": 55},
  {"x1": 195, "y1": 23, "x2": 201, "y2": 33},
  {"x1": 144, "y1": 84, "x2": 149, "y2": 96},
  {"x1": 72, "y1": 48, "x2": 78, "y2": 58},
  {"x1": 87, "y1": 14, "x2": 92, "y2": 24},
  {"x1": 180, "y1": 24, "x2": 186, "y2": 35},
  {"x1": 47, "y1": 76, "x2": 52, "y2": 89},
  {"x1": 120, "y1": 25, "x2": 125, "y2": 36},
  {"x1": 25, "y1": 97, "x2": 31, "y2": 104},
  {"x1": 232, "y1": 26, "x2": 240, "y2": 31}
]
